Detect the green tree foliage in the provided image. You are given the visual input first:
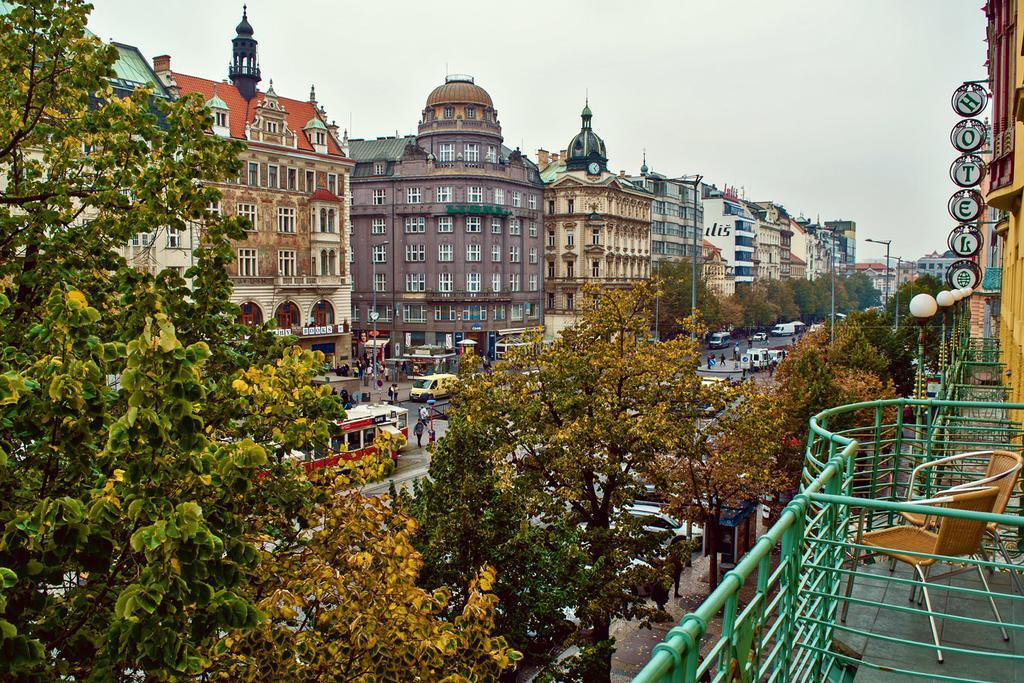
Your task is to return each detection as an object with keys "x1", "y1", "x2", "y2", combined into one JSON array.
[
  {"x1": 651, "y1": 260, "x2": 722, "y2": 337},
  {"x1": 412, "y1": 284, "x2": 718, "y2": 682},
  {"x1": 0, "y1": 2, "x2": 514, "y2": 679}
]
